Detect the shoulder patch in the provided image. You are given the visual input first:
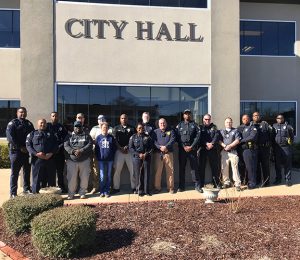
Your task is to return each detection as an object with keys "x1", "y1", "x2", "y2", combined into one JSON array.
[{"x1": 8, "y1": 121, "x2": 13, "y2": 126}]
